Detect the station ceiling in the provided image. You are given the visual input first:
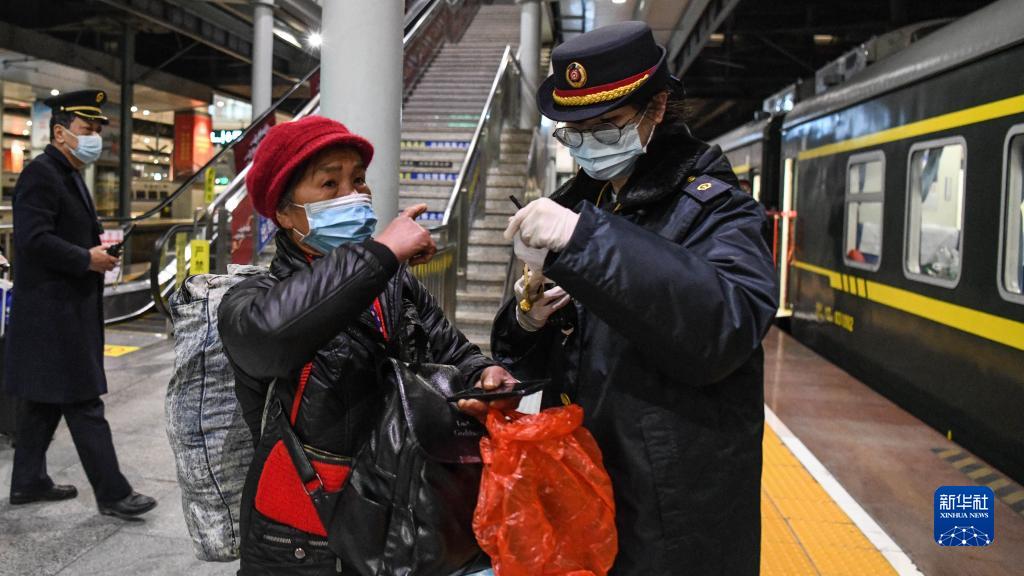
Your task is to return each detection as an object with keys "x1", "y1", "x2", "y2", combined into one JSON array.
[
  {"x1": 552, "y1": 0, "x2": 997, "y2": 139},
  {"x1": 0, "y1": 0, "x2": 321, "y2": 119}
]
